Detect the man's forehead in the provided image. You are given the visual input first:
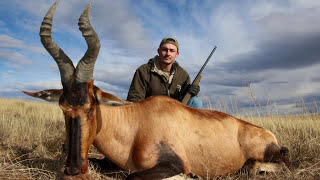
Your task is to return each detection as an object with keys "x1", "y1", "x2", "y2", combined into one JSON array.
[{"x1": 160, "y1": 43, "x2": 178, "y2": 50}]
